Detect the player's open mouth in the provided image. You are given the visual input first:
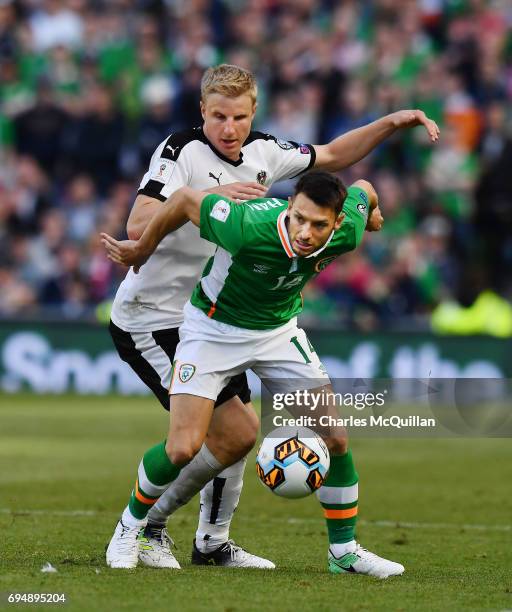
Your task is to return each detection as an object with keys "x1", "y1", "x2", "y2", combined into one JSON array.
[
  {"x1": 294, "y1": 240, "x2": 313, "y2": 253},
  {"x1": 221, "y1": 139, "x2": 238, "y2": 147}
]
